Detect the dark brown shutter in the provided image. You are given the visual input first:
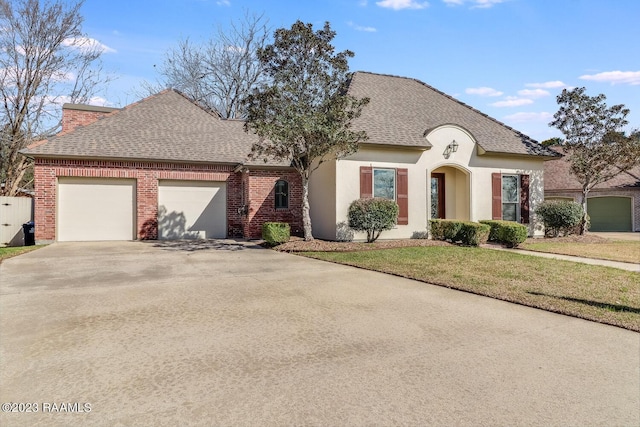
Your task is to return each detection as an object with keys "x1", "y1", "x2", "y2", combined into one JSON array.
[
  {"x1": 520, "y1": 174, "x2": 530, "y2": 224},
  {"x1": 360, "y1": 166, "x2": 372, "y2": 198},
  {"x1": 492, "y1": 173, "x2": 502, "y2": 220},
  {"x1": 397, "y1": 168, "x2": 408, "y2": 225}
]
